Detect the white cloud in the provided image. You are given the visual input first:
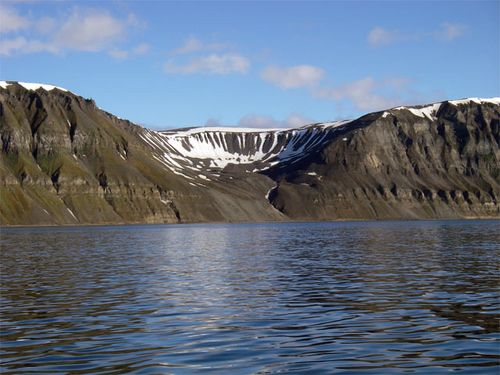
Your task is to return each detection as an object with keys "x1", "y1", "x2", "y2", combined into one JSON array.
[
  {"x1": 164, "y1": 53, "x2": 250, "y2": 75},
  {"x1": 259, "y1": 63, "x2": 419, "y2": 113},
  {"x1": 53, "y1": 10, "x2": 133, "y2": 52},
  {"x1": 0, "y1": 6, "x2": 146, "y2": 57},
  {"x1": 239, "y1": 115, "x2": 285, "y2": 128},
  {"x1": 258, "y1": 61, "x2": 422, "y2": 113},
  {"x1": 0, "y1": 5, "x2": 30, "y2": 34},
  {"x1": 368, "y1": 22, "x2": 466, "y2": 47},
  {"x1": 285, "y1": 113, "x2": 315, "y2": 128},
  {"x1": 367, "y1": 26, "x2": 399, "y2": 46},
  {"x1": 0, "y1": 36, "x2": 24, "y2": 55},
  {"x1": 171, "y1": 36, "x2": 232, "y2": 55},
  {"x1": 35, "y1": 16, "x2": 56, "y2": 34},
  {"x1": 262, "y1": 65, "x2": 324, "y2": 89},
  {"x1": 166, "y1": 37, "x2": 242, "y2": 74},
  {"x1": 314, "y1": 76, "x2": 417, "y2": 111},
  {"x1": 109, "y1": 43, "x2": 150, "y2": 59},
  {"x1": 172, "y1": 36, "x2": 203, "y2": 55},
  {"x1": 204, "y1": 113, "x2": 314, "y2": 129},
  {"x1": 133, "y1": 42, "x2": 150, "y2": 55},
  {"x1": 109, "y1": 49, "x2": 129, "y2": 59},
  {"x1": 0, "y1": 36, "x2": 57, "y2": 55},
  {"x1": 436, "y1": 22, "x2": 465, "y2": 41}
]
